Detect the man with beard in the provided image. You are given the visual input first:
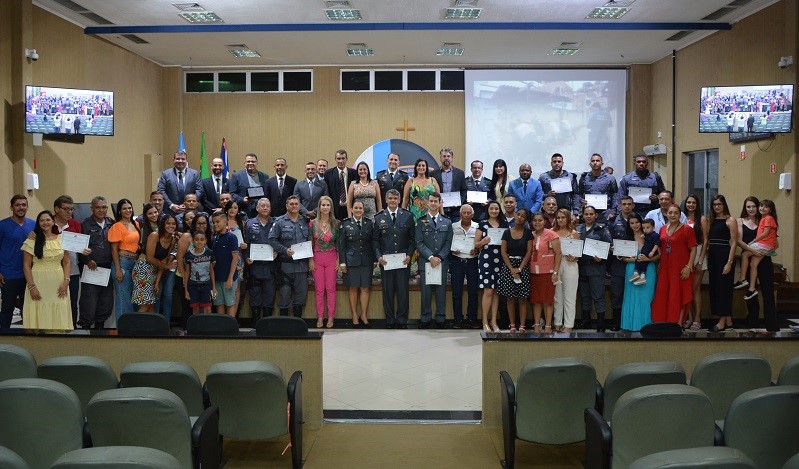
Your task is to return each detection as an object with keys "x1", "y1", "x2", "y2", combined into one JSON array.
[{"x1": 619, "y1": 154, "x2": 664, "y2": 214}]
